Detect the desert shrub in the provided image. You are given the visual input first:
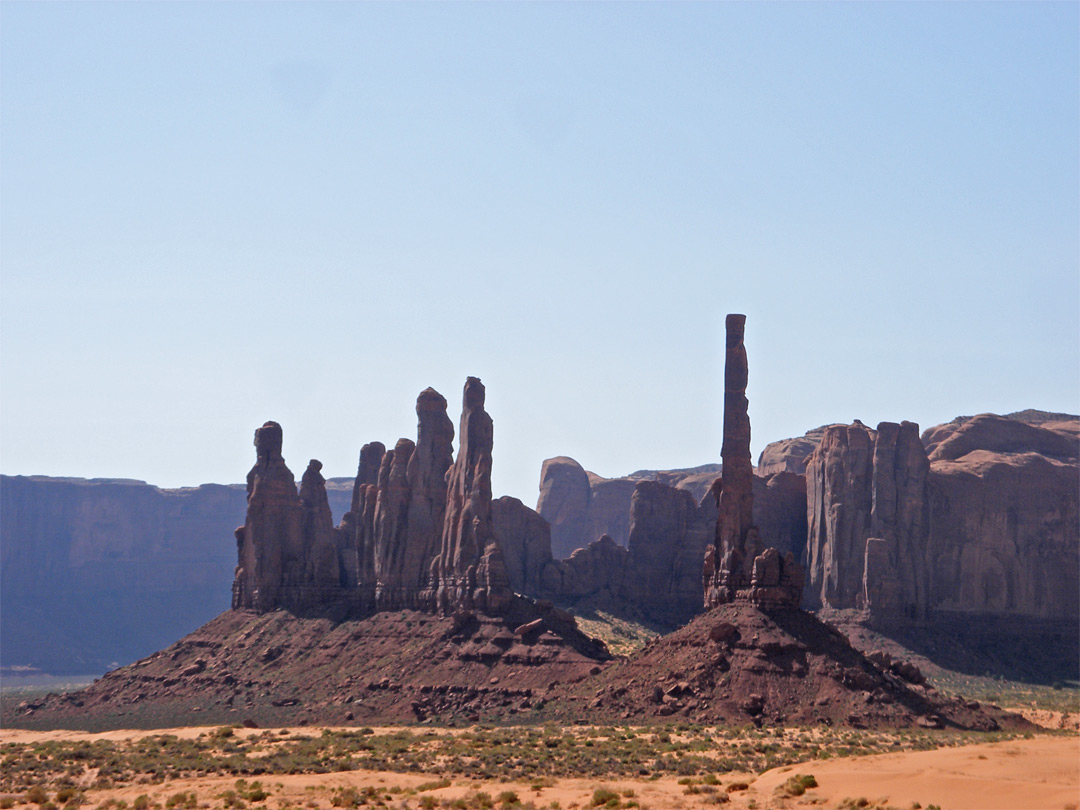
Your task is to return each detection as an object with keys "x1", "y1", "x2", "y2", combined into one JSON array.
[
  {"x1": 164, "y1": 792, "x2": 197, "y2": 810},
  {"x1": 235, "y1": 780, "x2": 268, "y2": 802},
  {"x1": 589, "y1": 788, "x2": 620, "y2": 808},
  {"x1": 496, "y1": 791, "x2": 519, "y2": 808},
  {"x1": 418, "y1": 798, "x2": 437, "y2": 810},
  {"x1": 778, "y1": 774, "x2": 817, "y2": 797},
  {"x1": 725, "y1": 782, "x2": 749, "y2": 793},
  {"x1": 132, "y1": 796, "x2": 151, "y2": 810},
  {"x1": 462, "y1": 793, "x2": 494, "y2": 810},
  {"x1": 25, "y1": 787, "x2": 49, "y2": 805},
  {"x1": 416, "y1": 779, "x2": 451, "y2": 792},
  {"x1": 329, "y1": 787, "x2": 361, "y2": 809}
]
